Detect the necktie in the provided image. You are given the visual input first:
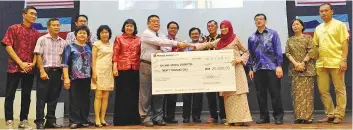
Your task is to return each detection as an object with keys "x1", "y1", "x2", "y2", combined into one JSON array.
[{"x1": 156, "y1": 32, "x2": 160, "y2": 50}]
